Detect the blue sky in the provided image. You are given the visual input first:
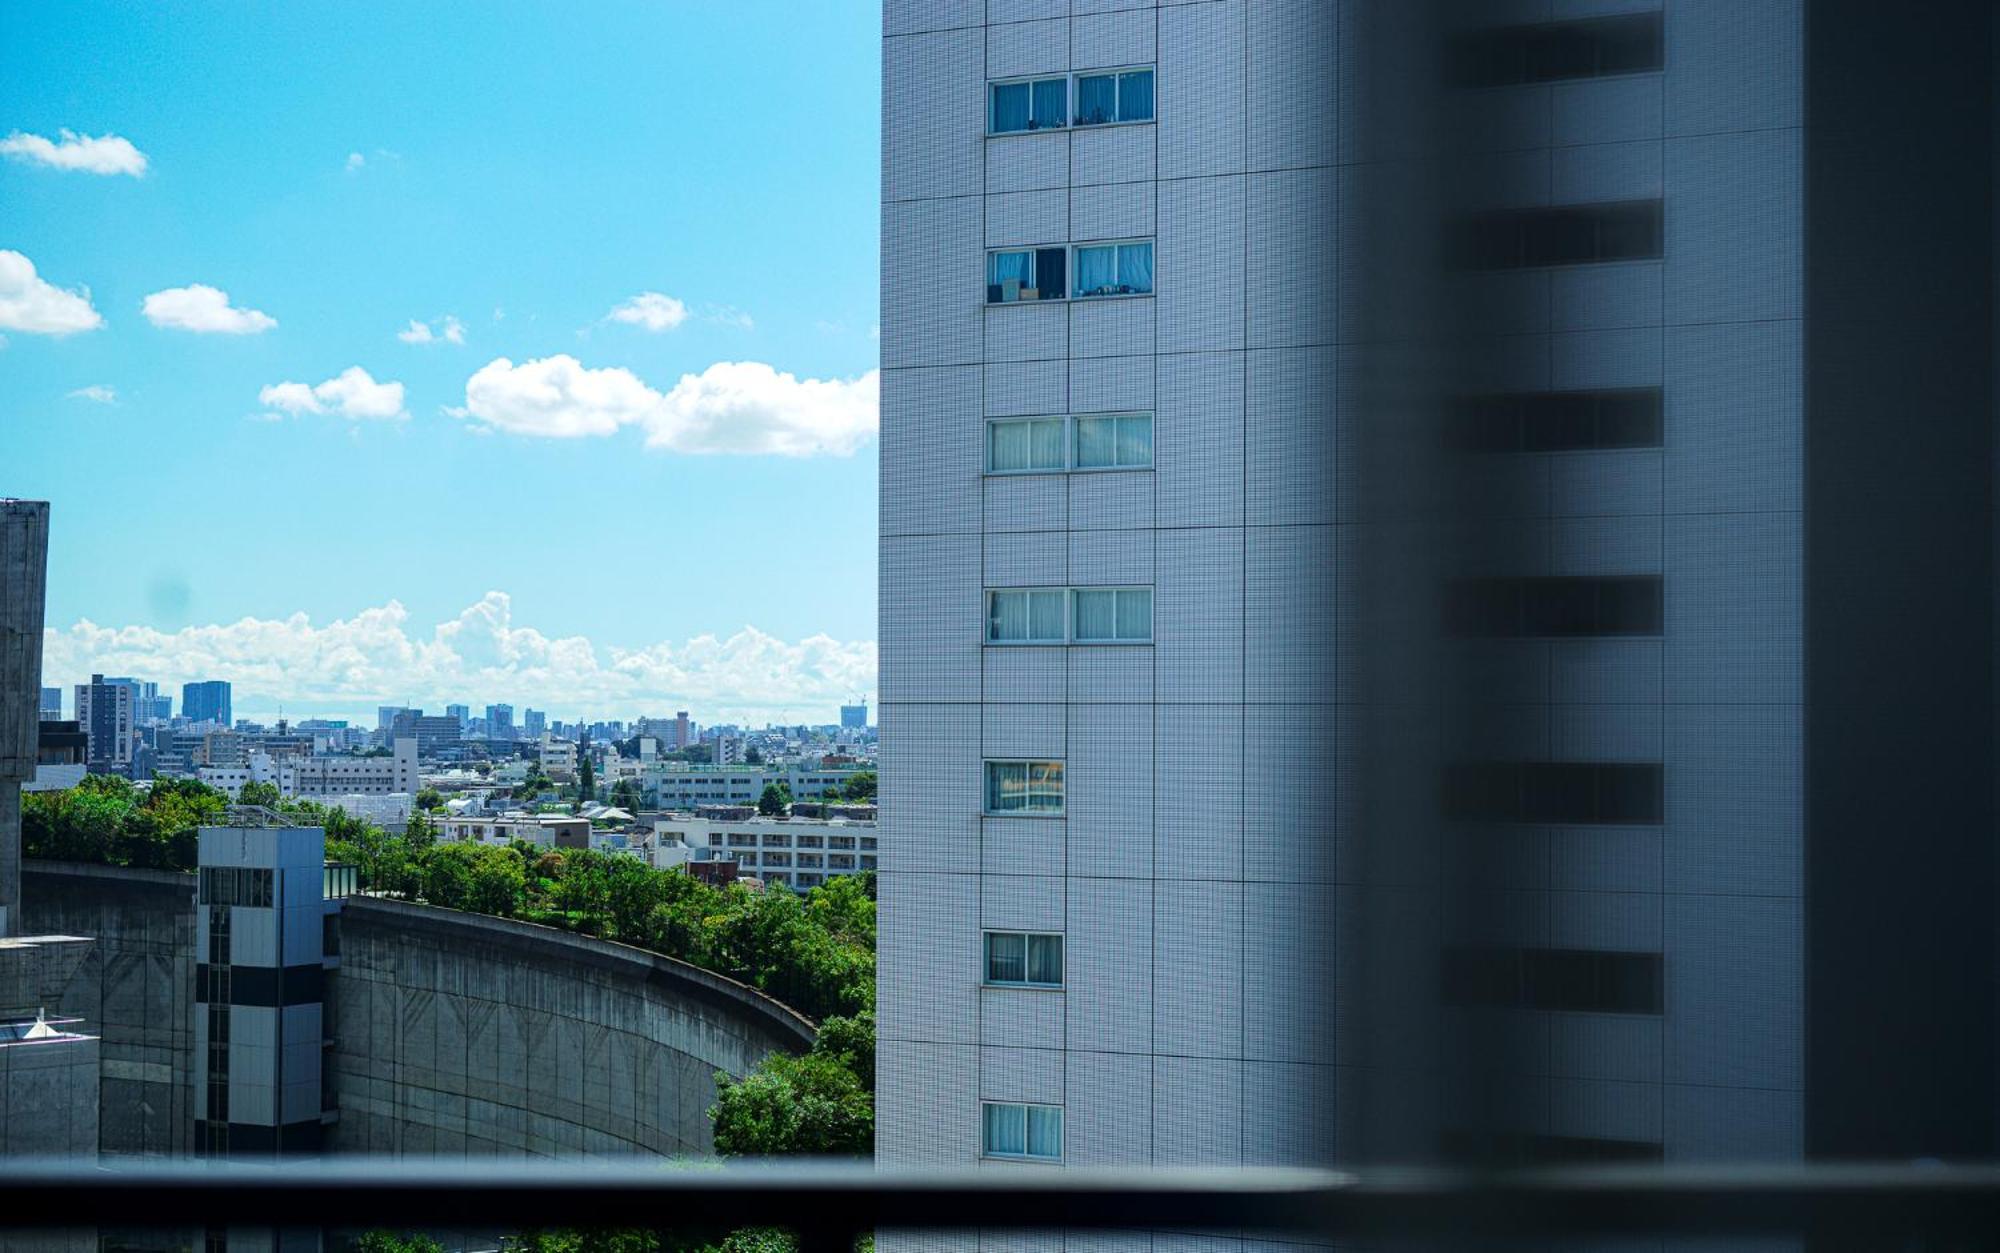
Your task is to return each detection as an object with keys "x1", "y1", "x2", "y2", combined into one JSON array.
[{"x1": 1, "y1": 2, "x2": 881, "y2": 723}]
